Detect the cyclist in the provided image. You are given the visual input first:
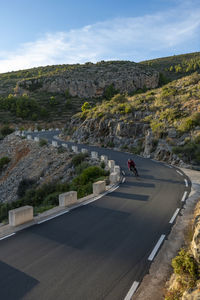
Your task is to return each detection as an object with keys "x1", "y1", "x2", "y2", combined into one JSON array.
[{"x1": 127, "y1": 158, "x2": 139, "y2": 177}]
